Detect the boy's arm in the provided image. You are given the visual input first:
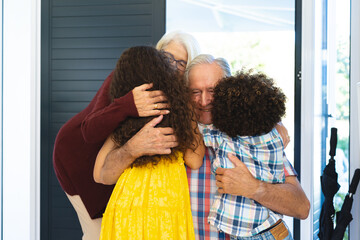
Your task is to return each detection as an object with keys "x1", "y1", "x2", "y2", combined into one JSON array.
[
  {"x1": 215, "y1": 154, "x2": 310, "y2": 220},
  {"x1": 275, "y1": 122, "x2": 290, "y2": 148}
]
